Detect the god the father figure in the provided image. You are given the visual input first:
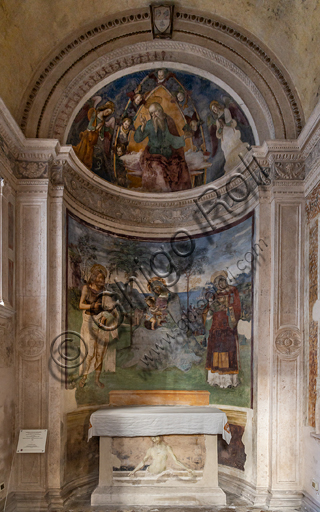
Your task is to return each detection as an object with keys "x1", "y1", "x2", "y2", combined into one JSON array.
[{"x1": 134, "y1": 102, "x2": 191, "y2": 192}]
